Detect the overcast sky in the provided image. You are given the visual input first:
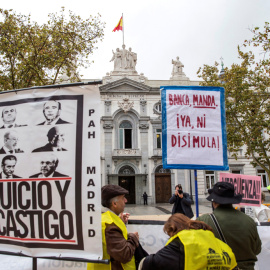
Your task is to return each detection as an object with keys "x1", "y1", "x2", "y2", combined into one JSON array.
[{"x1": 2, "y1": 0, "x2": 270, "y2": 81}]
